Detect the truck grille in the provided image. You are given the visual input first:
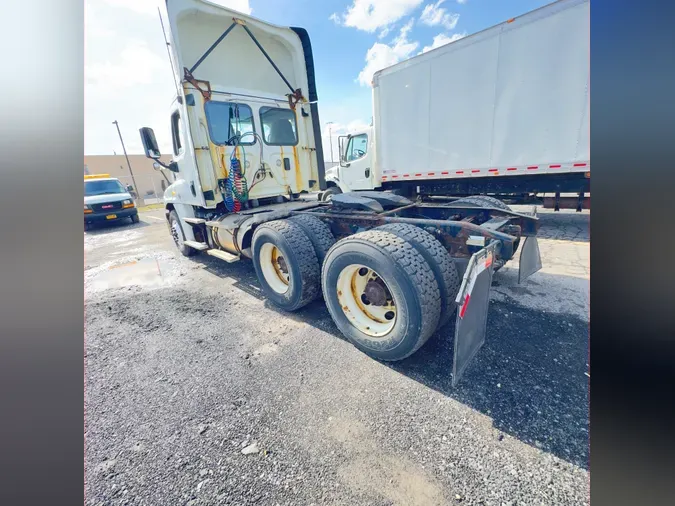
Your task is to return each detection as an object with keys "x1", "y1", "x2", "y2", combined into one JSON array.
[{"x1": 91, "y1": 201, "x2": 123, "y2": 213}]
